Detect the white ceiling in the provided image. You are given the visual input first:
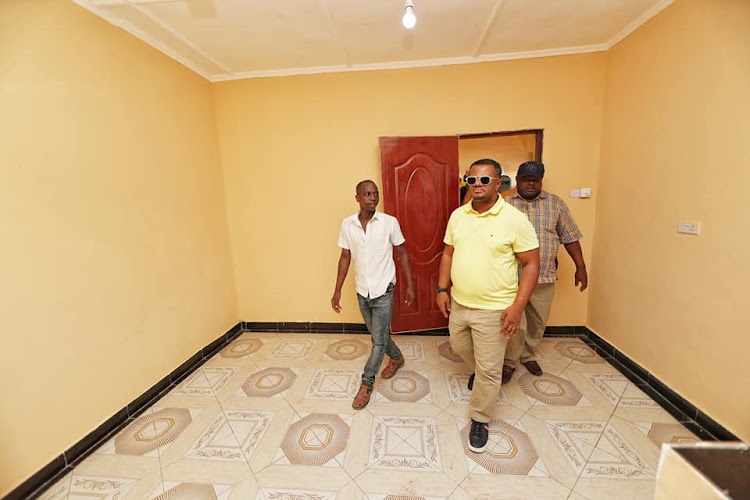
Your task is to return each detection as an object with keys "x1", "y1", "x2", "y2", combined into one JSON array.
[{"x1": 74, "y1": 0, "x2": 674, "y2": 81}]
